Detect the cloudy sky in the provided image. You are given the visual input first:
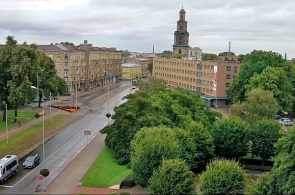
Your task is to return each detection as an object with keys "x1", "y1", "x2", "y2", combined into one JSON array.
[{"x1": 0, "y1": 0, "x2": 294, "y2": 58}]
